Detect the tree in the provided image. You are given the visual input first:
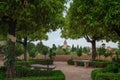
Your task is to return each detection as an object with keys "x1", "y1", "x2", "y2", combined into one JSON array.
[
  {"x1": 42, "y1": 46, "x2": 49, "y2": 59},
  {"x1": 0, "y1": 0, "x2": 66, "y2": 78},
  {"x1": 62, "y1": 0, "x2": 110, "y2": 60},
  {"x1": 36, "y1": 41, "x2": 44, "y2": 54},
  {"x1": 71, "y1": 44, "x2": 76, "y2": 52},
  {"x1": 15, "y1": 43, "x2": 24, "y2": 57},
  {"x1": 48, "y1": 44, "x2": 57, "y2": 59},
  {"x1": 49, "y1": 48, "x2": 56, "y2": 59},
  {"x1": 97, "y1": 47, "x2": 106, "y2": 60},
  {"x1": 52, "y1": 44, "x2": 57, "y2": 50},
  {"x1": 82, "y1": 47, "x2": 90, "y2": 54},
  {"x1": 77, "y1": 46, "x2": 82, "y2": 57},
  {"x1": 27, "y1": 42, "x2": 38, "y2": 58}
]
